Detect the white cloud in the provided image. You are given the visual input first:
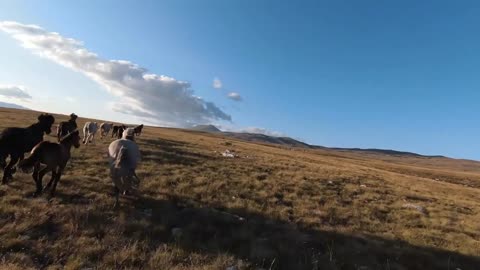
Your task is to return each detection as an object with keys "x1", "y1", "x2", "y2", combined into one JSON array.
[
  {"x1": 0, "y1": 21, "x2": 231, "y2": 126},
  {"x1": 240, "y1": 127, "x2": 285, "y2": 137},
  {"x1": 227, "y1": 92, "x2": 242, "y2": 101},
  {"x1": 219, "y1": 125, "x2": 285, "y2": 137},
  {"x1": 0, "y1": 85, "x2": 32, "y2": 100},
  {"x1": 213, "y1": 77, "x2": 222, "y2": 89},
  {"x1": 65, "y1": 96, "x2": 76, "y2": 102}
]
